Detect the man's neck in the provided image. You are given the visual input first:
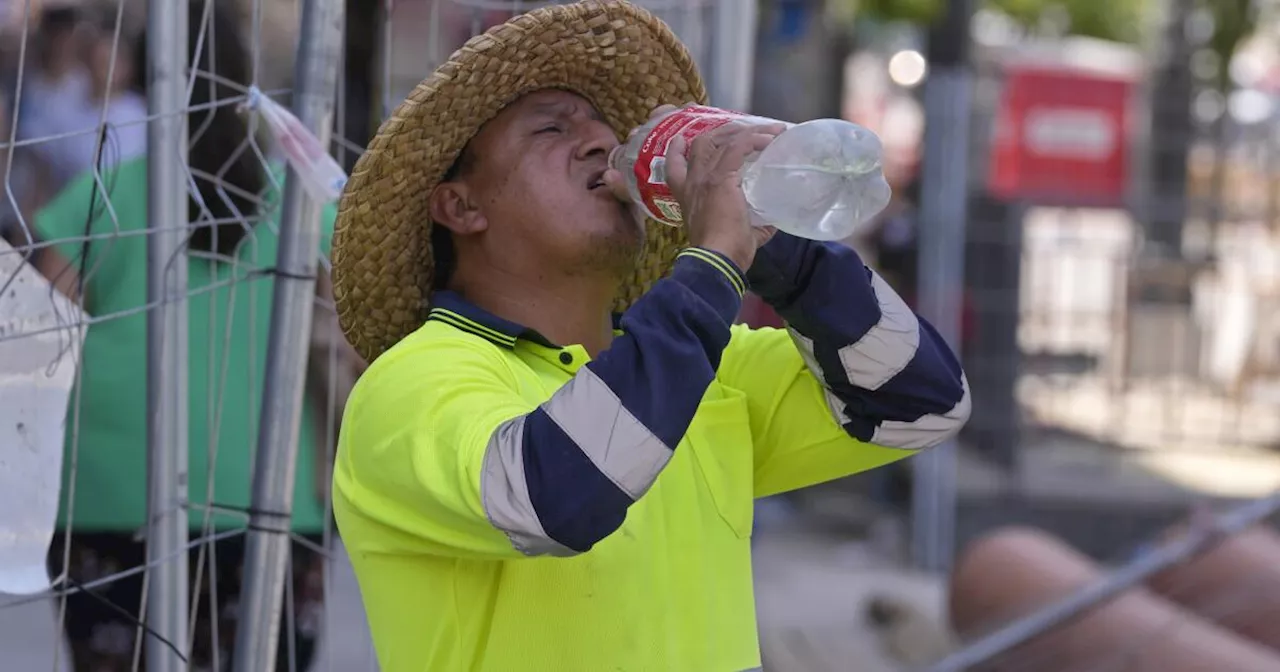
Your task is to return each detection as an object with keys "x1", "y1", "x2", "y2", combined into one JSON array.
[{"x1": 451, "y1": 268, "x2": 619, "y2": 357}]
